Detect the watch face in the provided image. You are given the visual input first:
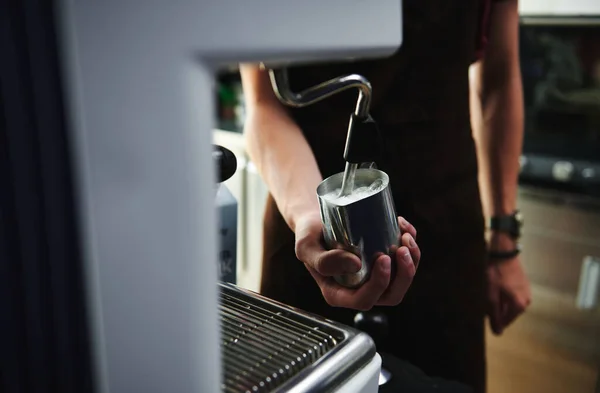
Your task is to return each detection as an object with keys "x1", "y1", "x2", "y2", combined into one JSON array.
[
  {"x1": 514, "y1": 211, "x2": 524, "y2": 237},
  {"x1": 515, "y1": 210, "x2": 523, "y2": 225}
]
